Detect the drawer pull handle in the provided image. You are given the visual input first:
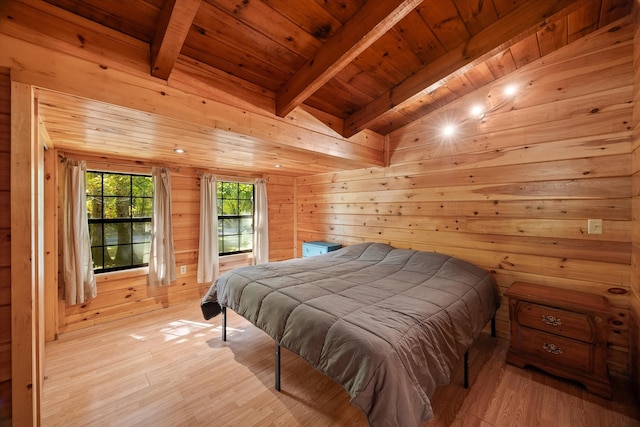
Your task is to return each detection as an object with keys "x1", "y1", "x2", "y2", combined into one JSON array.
[
  {"x1": 542, "y1": 315, "x2": 562, "y2": 326},
  {"x1": 543, "y1": 343, "x2": 563, "y2": 355}
]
